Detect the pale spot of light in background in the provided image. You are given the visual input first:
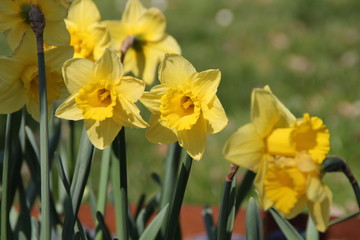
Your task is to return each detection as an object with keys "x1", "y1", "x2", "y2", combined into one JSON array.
[
  {"x1": 151, "y1": 0, "x2": 167, "y2": 11},
  {"x1": 215, "y1": 9, "x2": 234, "y2": 27}
]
